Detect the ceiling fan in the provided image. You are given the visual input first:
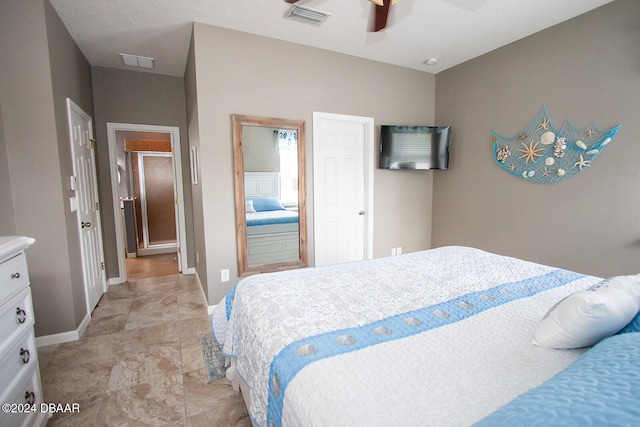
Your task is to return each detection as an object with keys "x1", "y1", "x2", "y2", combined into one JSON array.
[{"x1": 284, "y1": 0, "x2": 400, "y2": 32}]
